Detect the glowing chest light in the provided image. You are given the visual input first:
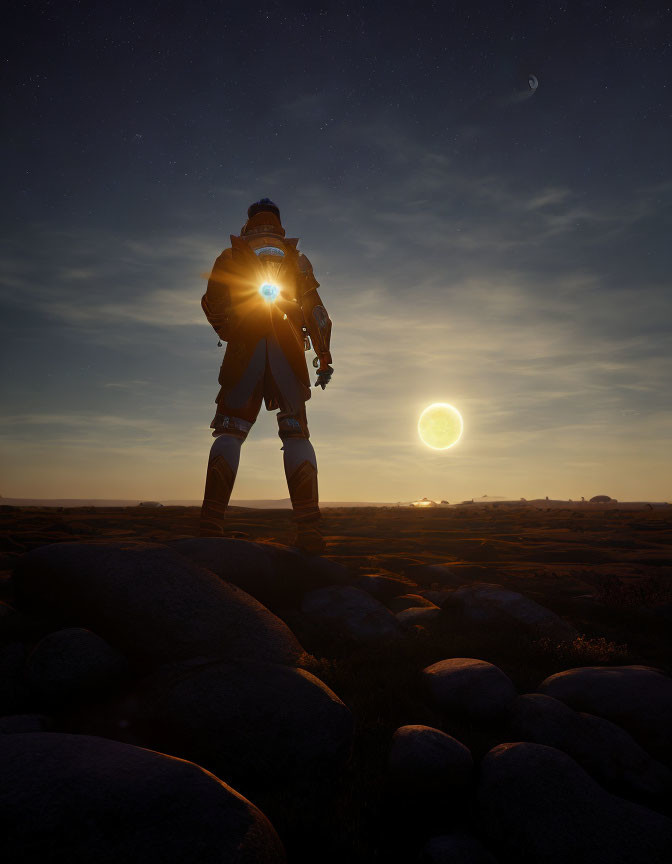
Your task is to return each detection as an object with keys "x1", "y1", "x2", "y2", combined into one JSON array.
[
  {"x1": 259, "y1": 282, "x2": 280, "y2": 302},
  {"x1": 254, "y1": 244, "x2": 285, "y2": 303}
]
